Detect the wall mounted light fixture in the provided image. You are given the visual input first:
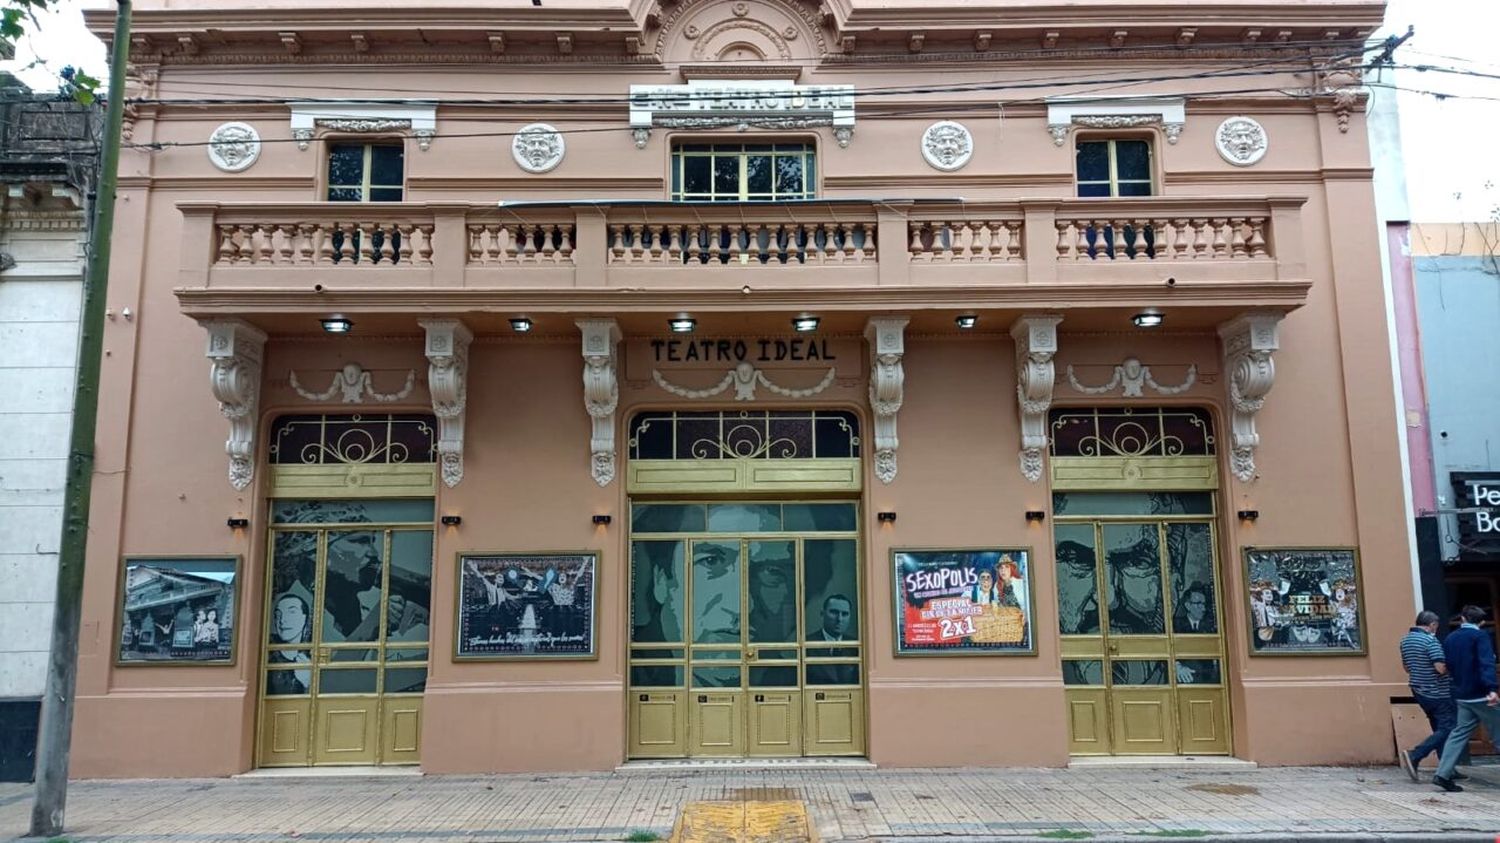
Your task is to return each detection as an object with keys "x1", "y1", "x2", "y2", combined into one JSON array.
[
  {"x1": 1025, "y1": 510, "x2": 1046, "y2": 523},
  {"x1": 1237, "y1": 509, "x2": 1260, "y2": 521},
  {"x1": 955, "y1": 315, "x2": 978, "y2": 329},
  {"x1": 877, "y1": 511, "x2": 897, "y2": 523},
  {"x1": 593, "y1": 514, "x2": 612, "y2": 525},
  {"x1": 441, "y1": 515, "x2": 462, "y2": 526},
  {"x1": 792, "y1": 316, "x2": 820, "y2": 333},
  {"x1": 668, "y1": 317, "x2": 696, "y2": 333},
  {"x1": 1131, "y1": 311, "x2": 1164, "y2": 329},
  {"x1": 226, "y1": 517, "x2": 250, "y2": 529},
  {"x1": 320, "y1": 317, "x2": 353, "y2": 334},
  {"x1": 509, "y1": 318, "x2": 533, "y2": 333}
]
